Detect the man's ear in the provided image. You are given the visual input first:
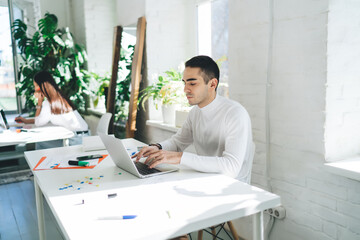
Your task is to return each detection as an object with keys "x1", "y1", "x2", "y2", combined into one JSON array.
[{"x1": 209, "y1": 78, "x2": 218, "y2": 90}]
